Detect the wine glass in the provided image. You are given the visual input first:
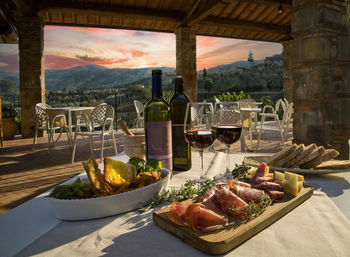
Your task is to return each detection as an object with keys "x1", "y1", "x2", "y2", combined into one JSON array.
[
  {"x1": 184, "y1": 102, "x2": 215, "y2": 180},
  {"x1": 213, "y1": 102, "x2": 242, "y2": 181}
]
